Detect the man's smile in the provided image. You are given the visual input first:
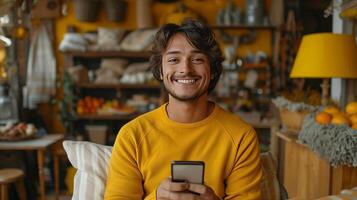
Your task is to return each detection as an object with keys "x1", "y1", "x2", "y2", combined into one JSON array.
[{"x1": 173, "y1": 78, "x2": 198, "y2": 84}]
